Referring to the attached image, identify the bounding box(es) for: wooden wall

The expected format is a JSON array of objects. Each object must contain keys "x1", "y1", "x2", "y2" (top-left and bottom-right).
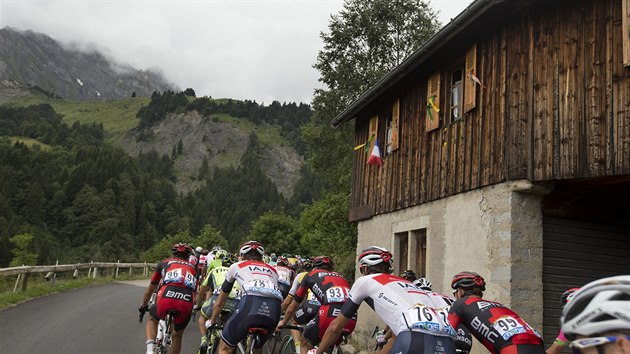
[{"x1": 350, "y1": 0, "x2": 630, "y2": 221}]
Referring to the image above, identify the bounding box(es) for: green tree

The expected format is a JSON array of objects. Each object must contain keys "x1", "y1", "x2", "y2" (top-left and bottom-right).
[
  {"x1": 9, "y1": 233, "x2": 38, "y2": 266},
  {"x1": 248, "y1": 212, "x2": 302, "y2": 255},
  {"x1": 195, "y1": 224, "x2": 229, "y2": 251},
  {"x1": 306, "y1": 0, "x2": 441, "y2": 193},
  {"x1": 299, "y1": 192, "x2": 357, "y2": 280}
]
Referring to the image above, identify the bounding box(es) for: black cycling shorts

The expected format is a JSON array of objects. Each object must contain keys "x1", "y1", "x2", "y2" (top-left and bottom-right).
[
  {"x1": 293, "y1": 301, "x2": 319, "y2": 325},
  {"x1": 201, "y1": 293, "x2": 240, "y2": 320},
  {"x1": 390, "y1": 331, "x2": 456, "y2": 354},
  {"x1": 220, "y1": 295, "x2": 281, "y2": 348}
]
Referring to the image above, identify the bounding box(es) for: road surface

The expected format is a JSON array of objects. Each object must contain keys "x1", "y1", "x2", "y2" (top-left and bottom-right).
[{"x1": 0, "y1": 280, "x2": 200, "y2": 354}]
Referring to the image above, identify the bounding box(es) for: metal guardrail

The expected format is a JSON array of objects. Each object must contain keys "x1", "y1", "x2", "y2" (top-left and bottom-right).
[{"x1": 0, "y1": 261, "x2": 152, "y2": 293}]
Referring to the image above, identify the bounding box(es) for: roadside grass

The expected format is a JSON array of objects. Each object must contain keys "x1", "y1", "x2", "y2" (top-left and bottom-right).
[{"x1": 0, "y1": 274, "x2": 148, "y2": 311}]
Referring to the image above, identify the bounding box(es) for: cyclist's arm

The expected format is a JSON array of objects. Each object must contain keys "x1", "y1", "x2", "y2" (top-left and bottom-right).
[
  {"x1": 141, "y1": 282, "x2": 158, "y2": 308},
  {"x1": 315, "y1": 314, "x2": 350, "y2": 354},
  {"x1": 281, "y1": 294, "x2": 293, "y2": 312},
  {"x1": 278, "y1": 296, "x2": 301, "y2": 327},
  {"x1": 210, "y1": 290, "x2": 229, "y2": 325}
]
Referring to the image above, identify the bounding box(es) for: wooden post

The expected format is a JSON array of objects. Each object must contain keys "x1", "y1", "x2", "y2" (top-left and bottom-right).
[
  {"x1": 129, "y1": 267, "x2": 133, "y2": 277},
  {"x1": 21, "y1": 273, "x2": 29, "y2": 291},
  {"x1": 73, "y1": 269, "x2": 79, "y2": 279},
  {"x1": 115, "y1": 260, "x2": 120, "y2": 278},
  {"x1": 623, "y1": 0, "x2": 630, "y2": 67},
  {"x1": 13, "y1": 273, "x2": 21, "y2": 294}
]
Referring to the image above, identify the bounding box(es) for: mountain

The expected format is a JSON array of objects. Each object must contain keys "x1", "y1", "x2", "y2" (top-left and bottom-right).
[{"x1": 0, "y1": 27, "x2": 176, "y2": 101}]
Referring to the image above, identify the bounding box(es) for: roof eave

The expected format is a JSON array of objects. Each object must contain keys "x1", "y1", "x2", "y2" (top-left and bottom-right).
[{"x1": 329, "y1": 0, "x2": 503, "y2": 128}]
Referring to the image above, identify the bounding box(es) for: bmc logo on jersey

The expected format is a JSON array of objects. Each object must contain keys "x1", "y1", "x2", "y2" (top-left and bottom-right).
[
  {"x1": 476, "y1": 301, "x2": 500, "y2": 310},
  {"x1": 165, "y1": 290, "x2": 192, "y2": 302},
  {"x1": 471, "y1": 316, "x2": 498, "y2": 343}
]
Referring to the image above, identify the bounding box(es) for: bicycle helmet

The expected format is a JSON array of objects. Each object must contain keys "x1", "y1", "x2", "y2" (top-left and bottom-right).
[
  {"x1": 276, "y1": 256, "x2": 290, "y2": 267},
  {"x1": 400, "y1": 270, "x2": 417, "y2": 281},
  {"x1": 222, "y1": 253, "x2": 237, "y2": 267},
  {"x1": 414, "y1": 277, "x2": 433, "y2": 291},
  {"x1": 239, "y1": 240, "x2": 265, "y2": 257},
  {"x1": 561, "y1": 275, "x2": 630, "y2": 340},
  {"x1": 215, "y1": 249, "x2": 228, "y2": 259},
  {"x1": 451, "y1": 271, "x2": 486, "y2": 291},
  {"x1": 195, "y1": 246, "x2": 203, "y2": 253},
  {"x1": 358, "y1": 246, "x2": 393, "y2": 274},
  {"x1": 172, "y1": 243, "x2": 193, "y2": 257},
  {"x1": 202, "y1": 249, "x2": 209, "y2": 255},
  {"x1": 312, "y1": 256, "x2": 334, "y2": 270},
  {"x1": 300, "y1": 258, "x2": 313, "y2": 272},
  {"x1": 560, "y1": 287, "x2": 580, "y2": 305}
]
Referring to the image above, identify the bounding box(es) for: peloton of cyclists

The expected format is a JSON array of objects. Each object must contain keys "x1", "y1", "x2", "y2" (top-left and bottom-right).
[{"x1": 278, "y1": 255, "x2": 355, "y2": 354}]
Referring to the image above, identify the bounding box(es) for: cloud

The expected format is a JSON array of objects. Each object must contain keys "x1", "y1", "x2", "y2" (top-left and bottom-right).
[{"x1": 0, "y1": 0, "x2": 468, "y2": 104}]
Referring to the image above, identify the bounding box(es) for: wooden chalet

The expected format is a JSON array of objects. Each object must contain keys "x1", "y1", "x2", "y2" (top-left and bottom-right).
[{"x1": 332, "y1": 0, "x2": 630, "y2": 348}]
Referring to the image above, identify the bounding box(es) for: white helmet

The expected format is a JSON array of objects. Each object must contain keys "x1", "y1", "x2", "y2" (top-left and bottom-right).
[
  {"x1": 239, "y1": 240, "x2": 265, "y2": 257},
  {"x1": 195, "y1": 246, "x2": 203, "y2": 253},
  {"x1": 414, "y1": 277, "x2": 433, "y2": 291},
  {"x1": 358, "y1": 246, "x2": 393, "y2": 274},
  {"x1": 561, "y1": 275, "x2": 630, "y2": 340}
]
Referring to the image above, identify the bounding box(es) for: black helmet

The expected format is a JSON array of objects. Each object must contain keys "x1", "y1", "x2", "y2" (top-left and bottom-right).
[
  {"x1": 451, "y1": 271, "x2": 486, "y2": 291},
  {"x1": 400, "y1": 270, "x2": 417, "y2": 281},
  {"x1": 172, "y1": 243, "x2": 193, "y2": 258}
]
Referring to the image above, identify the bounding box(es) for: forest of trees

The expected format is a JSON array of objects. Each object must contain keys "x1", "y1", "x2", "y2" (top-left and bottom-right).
[{"x1": 1, "y1": 0, "x2": 441, "y2": 281}]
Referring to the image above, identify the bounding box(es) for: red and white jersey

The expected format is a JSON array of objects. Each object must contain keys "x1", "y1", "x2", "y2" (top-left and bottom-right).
[
  {"x1": 274, "y1": 265, "x2": 294, "y2": 286},
  {"x1": 221, "y1": 260, "x2": 282, "y2": 300},
  {"x1": 198, "y1": 254, "x2": 208, "y2": 266},
  {"x1": 341, "y1": 273, "x2": 456, "y2": 338}
]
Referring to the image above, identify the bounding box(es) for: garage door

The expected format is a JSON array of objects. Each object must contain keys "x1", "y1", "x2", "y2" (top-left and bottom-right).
[{"x1": 542, "y1": 216, "x2": 630, "y2": 346}]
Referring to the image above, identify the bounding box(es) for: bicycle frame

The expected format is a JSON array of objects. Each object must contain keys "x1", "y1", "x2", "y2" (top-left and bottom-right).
[{"x1": 155, "y1": 312, "x2": 174, "y2": 354}]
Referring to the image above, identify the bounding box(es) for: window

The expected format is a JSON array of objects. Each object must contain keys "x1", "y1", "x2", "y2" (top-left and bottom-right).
[
  {"x1": 394, "y1": 228, "x2": 427, "y2": 276},
  {"x1": 385, "y1": 114, "x2": 393, "y2": 155},
  {"x1": 449, "y1": 66, "x2": 464, "y2": 123}
]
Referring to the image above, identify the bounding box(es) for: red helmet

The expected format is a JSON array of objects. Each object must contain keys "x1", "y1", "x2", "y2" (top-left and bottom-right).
[
  {"x1": 451, "y1": 271, "x2": 486, "y2": 290},
  {"x1": 239, "y1": 240, "x2": 265, "y2": 257},
  {"x1": 358, "y1": 246, "x2": 393, "y2": 274},
  {"x1": 172, "y1": 243, "x2": 192, "y2": 257},
  {"x1": 312, "y1": 256, "x2": 334, "y2": 270},
  {"x1": 276, "y1": 256, "x2": 289, "y2": 267}
]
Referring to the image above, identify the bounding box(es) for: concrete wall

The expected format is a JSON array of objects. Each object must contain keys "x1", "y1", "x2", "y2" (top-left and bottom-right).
[{"x1": 349, "y1": 180, "x2": 548, "y2": 352}]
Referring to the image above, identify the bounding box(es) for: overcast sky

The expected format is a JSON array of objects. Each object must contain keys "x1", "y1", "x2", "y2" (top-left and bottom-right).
[{"x1": 0, "y1": 0, "x2": 473, "y2": 104}]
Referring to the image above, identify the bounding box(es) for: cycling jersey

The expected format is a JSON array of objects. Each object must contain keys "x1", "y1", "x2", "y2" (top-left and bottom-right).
[
  {"x1": 294, "y1": 269, "x2": 351, "y2": 305},
  {"x1": 202, "y1": 266, "x2": 242, "y2": 298},
  {"x1": 274, "y1": 264, "x2": 295, "y2": 298},
  {"x1": 206, "y1": 258, "x2": 223, "y2": 273},
  {"x1": 221, "y1": 260, "x2": 283, "y2": 300},
  {"x1": 448, "y1": 296, "x2": 543, "y2": 354},
  {"x1": 423, "y1": 290, "x2": 473, "y2": 352},
  {"x1": 198, "y1": 254, "x2": 208, "y2": 267},
  {"x1": 149, "y1": 257, "x2": 197, "y2": 331},
  {"x1": 289, "y1": 271, "x2": 321, "y2": 325},
  {"x1": 340, "y1": 273, "x2": 456, "y2": 338}
]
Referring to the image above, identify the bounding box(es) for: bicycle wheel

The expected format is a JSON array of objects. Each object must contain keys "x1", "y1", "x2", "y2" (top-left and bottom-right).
[
  {"x1": 279, "y1": 335, "x2": 296, "y2": 354},
  {"x1": 209, "y1": 335, "x2": 220, "y2": 354}
]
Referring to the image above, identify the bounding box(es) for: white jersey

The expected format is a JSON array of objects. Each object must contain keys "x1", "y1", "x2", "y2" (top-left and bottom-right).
[
  {"x1": 274, "y1": 265, "x2": 294, "y2": 286},
  {"x1": 343, "y1": 273, "x2": 456, "y2": 338},
  {"x1": 223, "y1": 260, "x2": 282, "y2": 300}
]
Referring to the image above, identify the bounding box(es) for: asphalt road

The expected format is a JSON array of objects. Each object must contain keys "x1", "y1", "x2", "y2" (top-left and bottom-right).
[{"x1": 0, "y1": 280, "x2": 200, "y2": 354}]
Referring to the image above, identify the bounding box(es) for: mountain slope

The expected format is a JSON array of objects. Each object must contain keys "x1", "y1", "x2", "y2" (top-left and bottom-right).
[{"x1": 0, "y1": 27, "x2": 175, "y2": 101}]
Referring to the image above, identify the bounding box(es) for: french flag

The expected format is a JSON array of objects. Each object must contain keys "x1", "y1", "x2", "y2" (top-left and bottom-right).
[{"x1": 367, "y1": 138, "x2": 383, "y2": 167}]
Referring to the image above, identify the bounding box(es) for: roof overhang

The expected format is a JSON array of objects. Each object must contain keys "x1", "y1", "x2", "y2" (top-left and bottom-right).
[{"x1": 330, "y1": 0, "x2": 508, "y2": 128}]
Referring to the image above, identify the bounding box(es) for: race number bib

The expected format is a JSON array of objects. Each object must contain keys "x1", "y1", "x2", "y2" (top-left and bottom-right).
[
  {"x1": 403, "y1": 304, "x2": 455, "y2": 337},
  {"x1": 307, "y1": 291, "x2": 321, "y2": 305},
  {"x1": 244, "y1": 279, "x2": 282, "y2": 299},
  {"x1": 493, "y1": 316, "x2": 526, "y2": 340},
  {"x1": 326, "y1": 286, "x2": 349, "y2": 303},
  {"x1": 164, "y1": 268, "x2": 196, "y2": 289},
  {"x1": 278, "y1": 272, "x2": 291, "y2": 286}
]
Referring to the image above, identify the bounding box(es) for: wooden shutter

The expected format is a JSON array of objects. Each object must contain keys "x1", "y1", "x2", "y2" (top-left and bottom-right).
[
  {"x1": 367, "y1": 115, "x2": 379, "y2": 152},
  {"x1": 391, "y1": 99, "x2": 400, "y2": 151},
  {"x1": 425, "y1": 72, "x2": 441, "y2": 132},
  {"x1": 464, "y1": 43, "x2": 477, "y2": 113},
  {"x1": 624, "y1": 0, "x2": 630, "y2": 67}
]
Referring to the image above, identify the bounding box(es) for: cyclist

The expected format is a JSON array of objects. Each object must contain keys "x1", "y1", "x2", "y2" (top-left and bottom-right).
[
  {"x1": 281, "y1": 257, "x2": 319, "y2": 354},
  {"x1": 414, "y1": 277, "x2": 473, "y2": 353},
  {"x1": 269, "y1": 253, "x2": 277, "y2": 266},
  {"x1": 195, "y1": 253, "x2": 240, "y2": 354},
  {"x1": 274, "y1": 255, "x2": 295, "y2": 299},
  {"x1": 560, "y1": 275, "x2": 630, "y2": 354},
  {"x1": 317, "y1": 246, "x2": 456, "y2": 354},
  {"x1": 210, "y1": 240, "x2": 282, "y2": 354},
  {"x1": 138, "y1": 243, "x2": 197, "y2": 354},
  {"x1": 374, "y1": 270, "x2": 419, "y2": 349},
  {"x1": 278, "y1": 256, "x2": 355, "y2": 354},
  {"x1": 546, "y1": 287, "x2": 580, "y2": 354},
  {"x1": 448, "y1": 271, "x2": 544, "y2": 354},
  {"x1": 207, "y1": 249, "x2": 227, "y2": 273}
]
